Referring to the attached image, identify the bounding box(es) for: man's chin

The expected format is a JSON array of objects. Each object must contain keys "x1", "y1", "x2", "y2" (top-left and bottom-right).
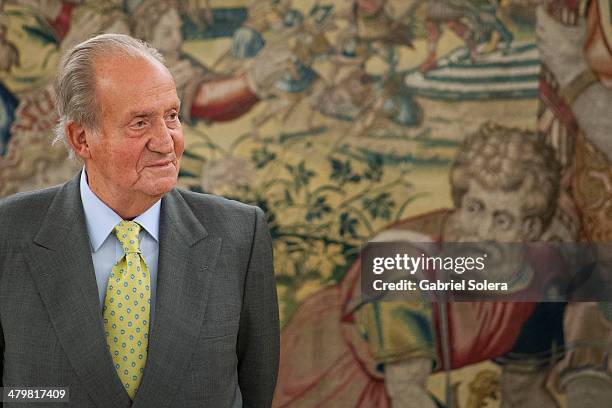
[{"x1": 142, "y1": 176, "x2": 177, "y2": 197}]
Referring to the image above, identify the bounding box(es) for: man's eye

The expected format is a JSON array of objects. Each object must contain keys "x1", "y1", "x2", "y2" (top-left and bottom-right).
[
  {"x1": 166, "y1": 112, "x2": 180, "y2": 127},
  {"x1": 131, "y1": 120, "x2": 147, "y2": 128},
  {"x1": 494, "y1": 214, "x2": 513, "y2": 230},
  {"x1": 466, "y1": 201, "x2": 482, "y2": 213}
]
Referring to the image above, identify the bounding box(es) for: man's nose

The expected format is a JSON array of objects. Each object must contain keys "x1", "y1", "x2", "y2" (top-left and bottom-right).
[
  {"x1": 477, "y1": 217, "x2": 496, "y2": 241},
  {"x1": 148, "y1": 119, "x2": 174, "y2": 153}
]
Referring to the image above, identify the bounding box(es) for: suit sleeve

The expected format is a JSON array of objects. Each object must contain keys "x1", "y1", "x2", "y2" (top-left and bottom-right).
[
  {"x1": 237, "y1": 206, "x2": 280, "y2": 407},
  {"x1": 0, "y1": 231, "x2": 4, "y2": 406},
  {"x1": 0, "y1": 322, "x2": 3, "y2": 408},
  {"x1": 0, "y1": 210, "x2": 4, "y2": 393},
  {"x1": 0, "y1": 320, "x2": 3, "y2": 388}
]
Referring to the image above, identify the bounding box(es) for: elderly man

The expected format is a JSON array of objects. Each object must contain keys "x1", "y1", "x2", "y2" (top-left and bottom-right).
[{"x1": 0, "y1": 33, "x2": 279, "y2": 408}]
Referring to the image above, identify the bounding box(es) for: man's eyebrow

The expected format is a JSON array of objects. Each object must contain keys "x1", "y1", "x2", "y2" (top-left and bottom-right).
[
  {"x1": 493, "y1": 210, "x2": 514, "y2": 219},
  {"x1": 171, "y1": 101, "x2": 181, "y2": 113},
  {"x1": 128, "y1": 110, "x2": 155, "y2": 119},
  {"x1": 127, "y1": 101, "x2": 181, "y2": 119}
]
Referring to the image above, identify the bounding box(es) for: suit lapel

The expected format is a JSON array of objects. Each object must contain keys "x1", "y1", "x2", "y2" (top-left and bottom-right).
[
  {"x1": 23, "y1": 173, "x2": 131, "y2": 408},
  {"x1": 132, "y1": 189, "x2": 221, "y2": 408}
]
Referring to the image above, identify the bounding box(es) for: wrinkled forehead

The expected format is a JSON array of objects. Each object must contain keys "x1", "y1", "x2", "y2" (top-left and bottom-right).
[
  {"x1": 92, "y1": 50, "x2": 171, "y2": 83},
  {"x1": 463, "y1": 179, "x2": 528, "y2": 214},
  {"x1": 92, "y1": 53, "x2": 178, "y2": 113}
]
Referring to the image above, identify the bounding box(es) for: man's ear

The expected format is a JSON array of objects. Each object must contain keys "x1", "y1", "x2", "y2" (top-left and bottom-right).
[
  {"x1": 65, "y1": 121, "x2": 92, "y2": 160},
  {"x1": 522, "y1": 217, "x2": 544, "y2": 240}
]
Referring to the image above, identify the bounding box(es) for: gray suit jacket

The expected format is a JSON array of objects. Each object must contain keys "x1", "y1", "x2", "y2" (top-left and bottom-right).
[{"x1": 0, "y1": 173, "x2": 279, "y2": 407}]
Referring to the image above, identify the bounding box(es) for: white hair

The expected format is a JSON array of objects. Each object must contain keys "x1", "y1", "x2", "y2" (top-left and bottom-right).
[{"x1": 53, "y1": 33, "x2": 166, "y2": 159}]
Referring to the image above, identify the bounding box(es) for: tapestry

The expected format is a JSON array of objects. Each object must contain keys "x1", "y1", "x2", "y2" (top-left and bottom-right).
[{"x1": 1, "y1": 1, "x2": 611, "y2": 407}]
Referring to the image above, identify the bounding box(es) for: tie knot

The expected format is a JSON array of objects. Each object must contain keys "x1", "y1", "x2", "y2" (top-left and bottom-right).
[{"x1": 114, "y1": 221, "x2": 142, "y2": 254}]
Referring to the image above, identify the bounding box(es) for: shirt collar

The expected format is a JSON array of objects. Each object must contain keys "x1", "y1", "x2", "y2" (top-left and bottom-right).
[
  {"x1": 79, "y1": 168, "x2": 160, "y2": 252},
  {"x1": 134, "y1": 198, "x2": 160, "y2": 243}
]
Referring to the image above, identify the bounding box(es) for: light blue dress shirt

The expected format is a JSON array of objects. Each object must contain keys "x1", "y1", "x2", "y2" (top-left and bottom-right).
[{"x1": 79, "y1": 169, "x2": 159, "y2": 323}]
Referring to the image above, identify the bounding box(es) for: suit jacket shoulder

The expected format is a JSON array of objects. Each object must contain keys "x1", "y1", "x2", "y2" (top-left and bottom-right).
[
  {"x1": 174, "y1": 188, "x2": 264, "y2": 243},
  {"x1": 0, "y1": 184, "x2": 62, "y2": 244}
]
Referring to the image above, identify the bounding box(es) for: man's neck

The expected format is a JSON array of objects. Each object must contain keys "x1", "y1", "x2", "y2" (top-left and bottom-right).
[{"x1": 84, "y1": 171, "x2": 162, "y2": 220}]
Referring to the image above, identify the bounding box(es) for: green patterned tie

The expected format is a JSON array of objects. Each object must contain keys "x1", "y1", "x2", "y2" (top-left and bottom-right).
[{"x1": 102, "y1": 220, "x2": 151, "y2": 399}]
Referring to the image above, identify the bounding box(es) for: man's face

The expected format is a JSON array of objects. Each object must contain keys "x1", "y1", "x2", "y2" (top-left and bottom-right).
[
  {"x1": 85, "y1": 54, "x2": 184, "y2": 202},
  {"x1": 443, "y1": 178, "x2": 546, "y2": 282},
  {"x1": 150, "y1": 8, "x2": 183, "y2": 55},
  {"x1": 445, "y1": 179, "x2": 542, "y2": 242}
]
